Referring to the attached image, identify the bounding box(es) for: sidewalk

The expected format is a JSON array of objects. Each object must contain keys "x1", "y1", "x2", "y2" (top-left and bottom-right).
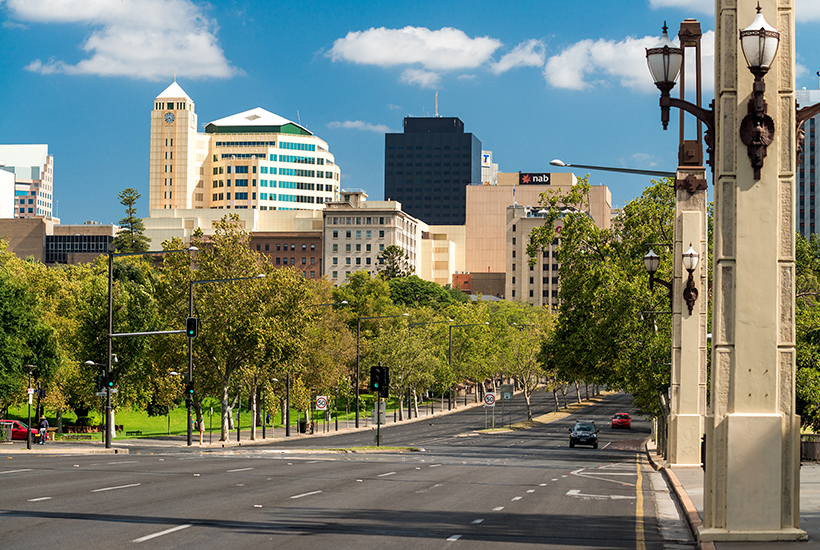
[{"x1": 646, "y1": 441, "x2": 820, "y2": 549}]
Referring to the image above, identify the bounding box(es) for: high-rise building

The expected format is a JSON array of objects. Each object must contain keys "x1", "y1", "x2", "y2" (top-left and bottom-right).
[
  {"x1": 797, "y1": 89, "x2": 820, "y2": 237},
  {"x1": 384, "y1": 117, "x2": 482, "y2": 225},
  {"x1": 0, "y1": 144, "x2": 54, "y2": 219},
  {"x1": 149, "y1": 82, "x2": 340, "y2": 214}
]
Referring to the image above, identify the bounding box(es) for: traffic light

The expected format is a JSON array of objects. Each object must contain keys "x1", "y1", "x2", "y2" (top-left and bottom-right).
[
  {"x1": 369, "y1": 366, "x2": 389, "y2": 398},
  {"x1": 186, "y1": 317, "x2": 198, "y2": 338},
  {"x1": 95, "y1": 375, "x2": 104, "y2": 392},
  {"x1": 186, "y1": 381, "x2": 194, "y2": 396}
]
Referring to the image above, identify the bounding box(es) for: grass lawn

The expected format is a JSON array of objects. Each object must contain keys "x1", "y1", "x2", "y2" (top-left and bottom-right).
[{"x1": 3, "y1": 393, "x2": 447, "y2": 440}]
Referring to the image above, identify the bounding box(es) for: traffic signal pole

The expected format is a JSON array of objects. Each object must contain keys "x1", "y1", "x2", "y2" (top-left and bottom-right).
[{"x1": 188, "y1": 281, "x2": 194, "y2": 447}]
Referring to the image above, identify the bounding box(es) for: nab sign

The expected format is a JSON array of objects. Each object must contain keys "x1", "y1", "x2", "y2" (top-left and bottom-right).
[{"x1": 519, "y1": 173, "x2": 551, "y2": 185}]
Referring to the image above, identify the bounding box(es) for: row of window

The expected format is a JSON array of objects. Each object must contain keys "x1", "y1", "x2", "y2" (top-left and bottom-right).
[
  {"x1": 280, "y1": 142, "x2": 315, "y2": 151},
  {"x1": 510, "y1": 289, "x2": 559, "y2": 299},
  {"x1": 332, "y1": 256, "x2": 382, "y2": 266},
  {"x1": 511, "y1": 276, "x2": 560, "y2": 285},
  {"x1": 256, "y1": 243, "x2": 316, "y2": 252},
  {"x1": 332, "y1": 243, "x2": 382, "y2": 253},
  {"x1": 156, "y1": 102, "x2": 188, "y2": 110},
  {"x1": 332, "y1": 230, "x2": 386, "y2": 239},
  {"x1": 327, "y1": 216, "x2": 391, "y2": 225},
  {"x1": 215, "y1": 141, "x2": 276, "y2": 147}
]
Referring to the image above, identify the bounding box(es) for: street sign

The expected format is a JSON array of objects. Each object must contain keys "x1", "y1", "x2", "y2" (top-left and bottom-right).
[
  {"x1": 27, "y1": 388, "x2": 35, "y2": 394},
  {"x1": 95, "y1": 392, "x2": 107, "y2": 396},
  {"x1": 109, "y1": 389, "x2": 118, "y2": 394},
  {"x1": 500, "y1": 384, "x2": 514, "y2": 401},
  {"x1": 484, "y1": 392, "x2": 496, "y2": 407},
  {"x1": 316, "y1": 396, "x2": 328, "y2": 411}
]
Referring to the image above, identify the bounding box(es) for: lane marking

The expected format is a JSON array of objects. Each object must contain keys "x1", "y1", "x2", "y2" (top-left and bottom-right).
[
  {"x1": 511, "y1": 496, "x2": 522, "y2": 501},
  {"x1": 28, "y1": 497, "x2": 51, "y2": 502},
  {"x1": 378, "y1": 472, "x2": 396, "y2": 477},
  {"x1": 539, "y1": 483, "x2": 547, "y2": 486},
  {"x1": 493, "y1": 506, "x2": 504, "y2": 511},
  {"x1": 227, "y1": 468, "x2": 254, "y2": 473},
  {"x1": 92, "y1": 483, "x2": 141, "y2": 493},
  {"x1": 107, "y1": 461, "x2": 138, "y2": 464},
  {"x1": 430, "y1": 464, "x2": 441, "y2": 468},
  {"x1": 526, "y1": 490, "x2": 535, "y2": 493},
  {"x1": 290, "y1": 490, "x2": 322, "y2": 499},
  {"x1": 132, "y1": 524, "x2": 192, "y2": 543},
  {"x1": 0, "y1": 469, "x2": 32, "y2": 475},
  {"x1": 471, "y1": 519, "x2": 484, "y2": 524},
  {"x1": 636, "y1": 456, "x2": 645, "y2": 550},
  {"x1": 446, "y1": 535, "x2": 461, "y2": 541},
  {"x1": 565, "y1": 489, "x2": 636, "y2": 500}
]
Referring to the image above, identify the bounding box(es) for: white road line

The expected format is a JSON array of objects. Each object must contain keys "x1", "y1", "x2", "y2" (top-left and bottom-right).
[
  {"x1": 290, "y1": 490, "x2": 322, "y2": 499},
  {"x1": 492, "y1": 507, "x2": 504, "y2": 511},
  {"x1": 526, "y1": 489, "x2": 535, "y2": 493},
  {"x1": 430, "y1": 464, "x2": 441, "y2": 467},
  {"x1": 92, "y1": 483, "x2": 141, "y2": 493},
  {"x1": 107, "y1": 461, "x2": 138, "y2": 464},
  {"x1": 511, "y1": 496, "x2": 522, "y2": 501},
  {"x1": 0, "y1": 469, "x2": 32, "y2": 475},
  {"x1": 471, "y1": 519, "x2": 484, "y2": 524},
  {"x1": 539, "y1": 483, "x2": 547, "y2": 486},
  {"x1": 378, "y1": 471, "x2": 396, "y2": 477},
  {"x1": 28, "y1": 497, "x2": 51, "y2": 502},
  {"x1": 446, "y1": 535, "x2": 462, "y2": 541},
  {"x1": 565, "y1": 489, "x2": 636, "y2": 500},
  {"x1": 132, "y1": 524, "x2": 192, "y2": 543},
  {"x1": 602, "y1": 442, "x2": 612, "y2": 449},
  {"x1": 227, "y1": 468, "x2": 254, "y2": 473}
]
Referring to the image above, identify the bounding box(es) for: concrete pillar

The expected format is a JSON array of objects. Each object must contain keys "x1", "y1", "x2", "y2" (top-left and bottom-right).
[
  {"x1": 667, "y1": 168, "x2": 708, "y2": 466},
  {"x1": 701, "y1": 0, "x2": 805, "y2": 541}
]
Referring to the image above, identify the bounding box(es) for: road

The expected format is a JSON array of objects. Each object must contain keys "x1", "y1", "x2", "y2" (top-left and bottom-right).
[{"x1": 0, "y1": 392, "x2": 693, "y2": 549}]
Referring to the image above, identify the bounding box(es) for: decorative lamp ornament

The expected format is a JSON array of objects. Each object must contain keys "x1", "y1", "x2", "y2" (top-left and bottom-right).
[
  {"x1": 643, "y1": 249, "x2": 660, "y2": 275},
  {"x1": 682, "y1": 244, "x2": 699, "y2": 272},
  {"x1": 646, "y1": 23, "x2": 684, "y2": 86},
  {"x1": 739, "y1": 3, "x2": 780, "y2": 74}
]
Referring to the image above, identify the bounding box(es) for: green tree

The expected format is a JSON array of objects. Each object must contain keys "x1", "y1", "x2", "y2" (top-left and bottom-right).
[
  {"x1": 389, "y1": 275, "x2": 458, "y2": 309},
  {"x1": 111, "y1": 188, "x2": 150, "y2": 253},
  {"x1": 377, "y1": 245, "x2": 413, "y2": 280}
]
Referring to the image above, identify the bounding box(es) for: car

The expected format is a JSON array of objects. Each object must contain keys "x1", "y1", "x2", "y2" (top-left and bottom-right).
[
  {"x1": 611, "y1": 413, "x2": 632, "y2": 429},
  {"x1": 569, "y1": 421, "x2": 598, "y2": 448},
  {"x1": 0, "y1": 420, "x2": 38, "y2": 441}
]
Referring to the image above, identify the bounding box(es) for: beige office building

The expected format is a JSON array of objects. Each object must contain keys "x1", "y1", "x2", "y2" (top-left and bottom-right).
[{"x1": 149, "y1": 82, "x2": 340, "y2": 215}]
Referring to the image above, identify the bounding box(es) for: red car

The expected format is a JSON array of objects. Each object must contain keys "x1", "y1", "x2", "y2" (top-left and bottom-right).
[
  {"x1": 0, "y1": 420, "x2": 40, "y2": 441},
  {"x1": 611, "y1": 413, "x2": 632, "y2": 429}
]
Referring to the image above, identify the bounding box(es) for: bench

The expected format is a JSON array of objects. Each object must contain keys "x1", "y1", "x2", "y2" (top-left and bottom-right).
[
  {"x1": 62, "y1": 434, "x2": 93, "y2": 440},
  {"x1": 125, "y1": 430, "x2": 142, "y2": 436}
]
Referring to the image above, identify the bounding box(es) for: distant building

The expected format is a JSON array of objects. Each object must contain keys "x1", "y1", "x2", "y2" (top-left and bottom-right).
[
  {"x1": 148, "y1": 81, "x2": 340, "y2": 215},
  {"x1": 249, "y1": 231, "x2": 322, "y2": 280},
  {"x1": 322, "y1": 190, "x2": 427, "y2": 285},
  {"x1": 0, "y1": 219, "x2": 116, "y2": 264},
  {"x1": 384, "y1": 117, "x2": 482, "y2": 225},
  {"x1": 0, "y1": 144, "x2": 55, "y2": 219},
  {"x1": 481, "y1": 150, "x2": 499, "y2": 186},
  {"x1": 797, "y1": 89, "x2": 820, "y2": 237},
  {"x1": 506, "y1": 205, "x2": 562, "y2": 307}
]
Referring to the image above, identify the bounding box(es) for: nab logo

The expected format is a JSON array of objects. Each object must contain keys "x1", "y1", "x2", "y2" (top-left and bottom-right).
[{"x1": 521, "y1": 174, "x2": 532, "y2": 184}]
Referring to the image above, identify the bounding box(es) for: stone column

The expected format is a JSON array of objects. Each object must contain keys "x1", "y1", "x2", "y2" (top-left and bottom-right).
[
  {"x1": 667, "y1": 169, "x2": 708, "y2": 466},
  {"x1": 701, "y1": 0, "x2": 805, "y2": 541}
]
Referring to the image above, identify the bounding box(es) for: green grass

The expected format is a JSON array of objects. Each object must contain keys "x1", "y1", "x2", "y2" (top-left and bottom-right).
[{"x1": 3, "y1": 393, "x2": 444, "y2": 440}]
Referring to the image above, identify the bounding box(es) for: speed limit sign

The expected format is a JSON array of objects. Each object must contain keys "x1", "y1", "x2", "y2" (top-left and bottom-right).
[
  {"x1": 484, "y1": 392, "x2": 496, "y2": 407},
  {"x1": 316, "y1": 396, "x2": 328, "y2": 411}
]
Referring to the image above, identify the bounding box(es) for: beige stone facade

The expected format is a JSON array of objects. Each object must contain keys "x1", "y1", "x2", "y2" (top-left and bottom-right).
[
  {"x1": 505, "y1": 205, "x2": 561, "y2": 307},
  {"x1": 419, "y1": 225, "x2": 466, "y2": 286}
]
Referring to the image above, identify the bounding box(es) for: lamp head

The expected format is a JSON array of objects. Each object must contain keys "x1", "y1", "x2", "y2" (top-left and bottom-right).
[
  {"x1": 646, "y1": 22, "x2": 684, "y2": 88},
  {"x1": 549, "y1": 159, "x2": 567, "y2": 167},
  {"x1": 682, "y1": 243, "x2": 699, "y2": 272},
  {"x1": 739, "y1": 3, "x2": 780, "y2": 75},
  {"x1": 643, "y1": 249, "x2": 660, "y2": 275}
]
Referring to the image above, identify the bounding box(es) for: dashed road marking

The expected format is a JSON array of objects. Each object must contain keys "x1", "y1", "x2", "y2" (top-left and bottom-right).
[
  {"x1": 290, "y1": 490, "x2": 322, "y2": 499},
  {"x1": 511, "y1": 496, "x2": 522, "y2": 501},
  {"x1": 378, "y1": 471, "x2": 397, "y2": 477},
  {"x1": 471, "y1": 519, "x2": 484, "y2": 524},
  {"x1": 446, "y1": 534, "x2": 462, "y2": 541},
  {"x1": 132, "y1": 524, "x2": 191, "y2": 543},
  {"x1": 0, "y1": 469, "x2": 32, "y2": 475},
  {"x1": 227, "y1": 468, "x2": 253, "y2": 473},
  {"x1": 92, "y1": 483, "x2": 140, "y2": 493},
  {"x1": 28, "y1": 497, "x2": 51, "y2": 502},
  {"x1": 493, "y1": 506, "x2": 504, "y2": 511}
]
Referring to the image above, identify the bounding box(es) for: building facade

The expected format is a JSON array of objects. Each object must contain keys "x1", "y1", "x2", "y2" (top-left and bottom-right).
[
  {"x1": 797, "y1": 89, "x2": 820, "y2": 237},
  {"x1": 384, "y1": 117, "x2": 482, "y2": 225},
  {"x1": 149, "y1": 82, "x2": 340, "y2": 215},
  {"x1": 0, "y1": 218, "x2": 116, "y2": 264},
  {"x1": 505, "y1": 205, "x2": 562, "y2": 307},
  {"x1": 0, "y1": 144, "x2": 54, "y2": 219},
  {"x1": 322, "y1": 190, "x2": 426, "y2": 285},
  {"x1": 249, "y1": 231, "x2": 322, "y2": 280}
]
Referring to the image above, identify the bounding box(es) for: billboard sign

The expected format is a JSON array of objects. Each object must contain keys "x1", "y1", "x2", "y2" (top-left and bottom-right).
[{"x1": 519, "y1": 173, "x2": 551, "y2": 185}]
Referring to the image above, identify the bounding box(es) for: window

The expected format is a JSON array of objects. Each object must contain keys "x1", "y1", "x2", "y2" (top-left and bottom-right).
[
  {"x1": 512, "y1": 250, "x2": 516, "y2": 258},
  {"x1": 256, "y1": 244, "x2": 261, "y2": 251},
  {"x1": 346, "y1": 230, "x2": 352, "y2": 238},
  {"x1": 332, "y1": 244, "x2": 338, "y2": 252},
  {"x1": 356, "y1": 244, "x2": 361, "y2": 252},
  {"x1": 310, "y1": 271, "x2": 315, "y2": 278},
  {"x1": 512, "y1": 264, "x2": 516, "y2": 271},
  {"x1": 310, "y1": 244, "x2": 315, "y2": 251},
  {"x1": 332, "y1": 271, "x2": 338, "y2": 278},
  {"x1": 366, "y1": 244, "x2": 371, "y2": 252},
  {"x1": 302, "y1": 258, "x2": 307, "y2": 265},
  {"x1": 366, "y1": 257, "x2": 371, "y2": 265},
  {"x1": 356, "y1": 230, "x2": 361, "y2": 238},
  {"x1": 512, "y1": 224, "x2": 516, "y2": 232},
  {"x1": 277, "y1": 244, "x2": 281, "y2": 251},
  {"x1": 379, "y1": 230, "x2": 385, "y2": 238},
  {"x1": 333, "y1": 258, "x2": 338, "y2": 265},
  {"x1": 302, "y1": 244, "x2": 307, "y2": 251},
  {"x1": 529, "y1": 277, "x2": 534, "y2": 284},
  {"x1": 346, "y1": 258, "x2": 351, "y2": 265},
  {"x1": 512, "y1": 237, "x2": 516, "y2": 245},
  {"x1": 283, "y1": 258, "x2": 288, "y2": 265},
  {"x1": 512, "y1": 277, "x2": 516, "y2": 284},
  {"x1": 366, "y1": 230, "x2": 372, "y2": 238},
  {"x1": 346, "y1": 244, "x2": 351, "y2": 252},
  {"x1": 332, "y1": 231, "x2": 338, "y2": 238},
  {"x1": 276, "y1": 258, "x2": 281, "y2": 265},
  {"x1": 356, "y1": 258, "x2": 362, "y2": 265},
  {"x1": 265, "y1": 244, "x2": 269, "y2": 251},
  {"x1": 529, "y1": 290, "x2": 534, "y2": 298},
  {"x1": 310, "y1": 258, "x2": 315, "y2": 265}
]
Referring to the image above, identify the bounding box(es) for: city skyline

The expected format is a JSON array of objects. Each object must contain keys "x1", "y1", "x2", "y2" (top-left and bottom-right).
[{"x1": 3, "y1": 0, "x2": 820, "y2": 226}]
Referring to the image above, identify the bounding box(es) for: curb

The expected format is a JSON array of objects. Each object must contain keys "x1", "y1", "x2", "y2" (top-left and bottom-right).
[{"x1": 644, "y1": 440, "x2": 715, "y2": 550}]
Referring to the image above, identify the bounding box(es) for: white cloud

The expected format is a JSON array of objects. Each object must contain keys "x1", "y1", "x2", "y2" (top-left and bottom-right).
[
  {"x1": 544, "y1": 30, "x2": 714, "y2": 94},
  {"x1": 629, "y1": 152, "x2": 660, "y2": 168},
  {"x1": 328, "y1": 26, "x2": 501, "y2": 71},
  {"x1": 2, "y1": 20, "x2": 27, "y2": 29},
  {"x1": 797, "y1": 0, "x2": 820, "y2": 22},
  {"x1": 648, "y1": 0, "x2": 713, "y2": 14},
  {"x1": 491, "y1": 39, "x2": 546, "y2": 74},
  {"x1": 401, "y1": 68, "x2": 441, "y2": 88},
  {"x1": 327, "y1": 120, "x2": 392, "y2": 133},
  {"x1": 5, "y1": 0, "x2": 237, "y2": 80}
]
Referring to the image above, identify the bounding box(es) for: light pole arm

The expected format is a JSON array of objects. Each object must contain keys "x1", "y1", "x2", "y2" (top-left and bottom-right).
[{"x1": 665, "y1": 96, "x2": 715, "y2": 133}]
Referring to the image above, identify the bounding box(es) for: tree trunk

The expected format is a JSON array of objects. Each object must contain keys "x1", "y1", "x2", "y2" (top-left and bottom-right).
[
  {"x1": 560, "y1": 385, "x2": 568, "y2": 408},
  {"x1": 279, "y1": 397, "x2": 286, "y2": 430},
  {"x1": 553, "y1": 388, "x2": 560, "y2": 410},
  {"x1": 256, "y1": 386, "x2": 264, "y2": 427},
  {"x1": 249, "y1": 383, "x2": 257, "y2": 441},
  {"x1": 575, "y1": 381, "x2": 582, "y2": 403},
  {"x1": 413, "y1": 388, "x2": 419, "y2": 417},
  {"x1": 56, "y1": 411, "x2": 63, "y2": 432},
  {"x1": 221, "y1": 381, "x2": 236, "y2": 441},
  {"x1": 194, "y1": 398, "x2": 204, "y2": 429},
  {"x1": 524, "y1": 388, "x2": 532, "y2": 420},
  {"x1": 398, "y1": 393, "x2": 404, "y2": 421},
  {"x1": 167, "y1": 405, "x2": 171, "y2": 435}
]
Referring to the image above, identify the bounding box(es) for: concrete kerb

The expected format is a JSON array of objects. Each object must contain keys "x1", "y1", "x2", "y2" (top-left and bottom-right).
[{"x1": 644, "y1": 439, "x2": 716, "y2": 550}]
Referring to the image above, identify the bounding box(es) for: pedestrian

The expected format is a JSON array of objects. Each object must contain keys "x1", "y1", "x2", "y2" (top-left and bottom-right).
[{"x1": 38, "y1": 416, "x2": 48, "y2": 445}]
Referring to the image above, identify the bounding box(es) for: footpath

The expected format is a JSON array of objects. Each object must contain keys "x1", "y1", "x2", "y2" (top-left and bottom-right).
[{"x1": 646, "y1": 440, "x2": 820, "y2": 549}]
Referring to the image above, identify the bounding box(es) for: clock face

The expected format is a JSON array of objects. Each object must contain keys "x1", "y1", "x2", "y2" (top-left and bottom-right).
[{"x1": 164, "y1": 112, "x2": 175, "y2": 124}]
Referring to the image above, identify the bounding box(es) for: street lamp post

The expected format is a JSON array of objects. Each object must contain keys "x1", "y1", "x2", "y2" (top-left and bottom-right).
[
  {"x1": 188, "y1": 273, "x2": 265, "y2": 446},
  {"x1": 25, "y1": 365, "x2": 35, "y2": 450},
  {"x1": 356, "y1": 313, "x2": 409, "y2": 428},
  {"x1": 448, "y1": 323, "x2": 489, "y2": 411},
  {"x1": 549, "y1": 159, "x2": 676, "y2": 178}
]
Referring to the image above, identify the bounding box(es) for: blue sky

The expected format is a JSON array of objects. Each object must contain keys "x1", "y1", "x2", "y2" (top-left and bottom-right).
[{"x1": 2, "y1": 0, "x2": 820, "y2": 225}]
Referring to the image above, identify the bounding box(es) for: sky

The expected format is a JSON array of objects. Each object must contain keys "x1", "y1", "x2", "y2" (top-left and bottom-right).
[{"x1": 3, "y1": 0, "x2": 820, "y2": 226}]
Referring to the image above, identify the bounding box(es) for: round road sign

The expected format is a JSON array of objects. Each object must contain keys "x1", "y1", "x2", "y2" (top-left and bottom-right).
[
  {"x1": 484, "y1": 392, "x2": 496, "y2": 407},
  {"x1": 316, "y1": 396, "x2": 328, "y2": 411}
]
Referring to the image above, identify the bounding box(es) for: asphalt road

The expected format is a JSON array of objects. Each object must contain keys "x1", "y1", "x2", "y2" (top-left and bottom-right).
[{"x1": 0, "y1": 392, "x2": 693, "y2": 549}]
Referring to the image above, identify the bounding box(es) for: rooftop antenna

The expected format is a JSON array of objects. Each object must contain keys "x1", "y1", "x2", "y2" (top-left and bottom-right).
[
  {"x1": 297, "y1": 110, "x2": 301, "y2": 123},
  {"x1": 435, "y1": 92, "x2": 439, "y2": 117}
]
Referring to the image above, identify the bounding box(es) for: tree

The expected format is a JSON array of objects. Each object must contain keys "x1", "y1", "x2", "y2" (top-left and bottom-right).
[
  {"x1": 389, "y1": 275, "x2": 458, "y2": 309},
  {"x1": 377, "y1": 245, "x2": 413, "y2": 279},
  {"x1": 111, "y1": 188, "x2": 150, "y2": 253}
]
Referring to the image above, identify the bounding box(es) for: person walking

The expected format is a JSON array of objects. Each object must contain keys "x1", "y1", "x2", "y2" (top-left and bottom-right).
[{"x1": 38, "y1": 416, "x2": 48, "y2": 445}]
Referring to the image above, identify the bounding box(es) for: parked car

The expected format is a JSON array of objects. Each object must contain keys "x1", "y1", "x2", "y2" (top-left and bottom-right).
[
  {"x1": 611, "y1": 413, "x2": 632, "y2": 429},
  {"x1": 569, "y1": 421, "x2": 598, "y2": 448},
  {"x1": 0, "y1": 420, "x2": 39, "y2": 441}
]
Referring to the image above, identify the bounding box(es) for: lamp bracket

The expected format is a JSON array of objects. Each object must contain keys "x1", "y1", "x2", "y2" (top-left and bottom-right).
[
  {"x1": 739, "y1": 93, "x2": 774, "y2": 180},
  {"x1": 683, "y1": 270, "x2": 698, "y2": 315},
  {"x1": 796, "y1": 101, "x2": 820, "y2": 161}
]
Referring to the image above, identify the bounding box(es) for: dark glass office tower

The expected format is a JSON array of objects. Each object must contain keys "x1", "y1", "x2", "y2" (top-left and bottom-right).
[{"x1": 384, "y1": 117, "x2": 482, "y2": 225}]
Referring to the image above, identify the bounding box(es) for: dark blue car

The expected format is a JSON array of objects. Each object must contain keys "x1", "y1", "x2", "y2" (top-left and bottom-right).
[{"x1": 569, "y1": 421, "x2": 598, "y2": 449}]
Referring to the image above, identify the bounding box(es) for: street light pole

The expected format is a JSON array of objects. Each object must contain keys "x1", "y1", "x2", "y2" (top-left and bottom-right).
[
  {"x1": 25, "y1": 365, "x2": 34, "y2": 450},
  {"x1": 356, "y1": 313, "x2": 409, "y2": 428},
  {"x1": 549, "y1": 159, "x2": 676, "y2": 178}
]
